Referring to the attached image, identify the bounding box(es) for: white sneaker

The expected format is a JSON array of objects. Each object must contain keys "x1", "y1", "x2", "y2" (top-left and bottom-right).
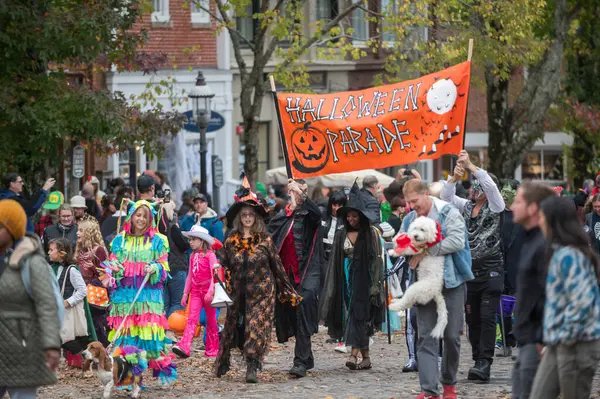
[{"x1": 335, "y1": 342, "x2": 348, "y2": 353}]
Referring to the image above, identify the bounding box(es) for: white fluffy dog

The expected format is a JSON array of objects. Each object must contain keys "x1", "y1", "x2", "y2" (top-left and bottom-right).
[{"x1": 388, "y1": 216, "x2": 447, "y2": 339}]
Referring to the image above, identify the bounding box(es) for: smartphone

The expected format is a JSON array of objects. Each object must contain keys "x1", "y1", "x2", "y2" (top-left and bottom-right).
[{"x1": 164, "y1": 189, "x2": 171, "y2": 203}]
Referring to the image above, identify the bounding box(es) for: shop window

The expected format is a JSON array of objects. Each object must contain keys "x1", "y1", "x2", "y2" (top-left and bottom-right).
[
  {"x1": 521, "y1": 150, "x2": 564, "y2": 181},
  {"x1": 543, "y1": 151, "x2": 564, "y2": 181},
  {"x1": 522, "y1": 151, "x2": 542, "y2": 180}
]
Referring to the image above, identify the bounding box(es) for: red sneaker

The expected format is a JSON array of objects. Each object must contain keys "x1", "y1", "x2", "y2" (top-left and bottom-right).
[
  {"x1": 442, "y1": 385, "x2": 457, "y2": 399},
  {"x1": 415, "y1": 394, "x2": 441, "y2": 399}
]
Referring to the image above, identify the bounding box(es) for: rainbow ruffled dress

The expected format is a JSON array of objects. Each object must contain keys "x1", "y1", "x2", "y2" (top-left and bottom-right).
[{"x1": 107, "y1": 200, "x2": 177, "y2": 385}]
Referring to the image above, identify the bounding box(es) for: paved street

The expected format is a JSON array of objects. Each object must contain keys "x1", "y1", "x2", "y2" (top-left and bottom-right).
[{"x1": 40, "y1": 326, "x2": 595, "y2": 399}]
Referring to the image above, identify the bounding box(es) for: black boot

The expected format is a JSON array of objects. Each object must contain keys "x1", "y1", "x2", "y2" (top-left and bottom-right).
[
  {"x1": 216, "y1": 361, "x2": 230, "y2": 378},
  {"x1": 246, "y1": 359, "x2": 258, "y2": 383},
  {"x1": 288, "y1": 363, "x2": 307, "y2": 378},
  {"x1": 467, "y1": 359, "x2": 491, "y2": 382}
]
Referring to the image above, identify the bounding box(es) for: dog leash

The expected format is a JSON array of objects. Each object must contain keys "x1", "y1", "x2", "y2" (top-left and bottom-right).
[{"x1": 107, "y1": 273, "x2": 150, "y2": 353}]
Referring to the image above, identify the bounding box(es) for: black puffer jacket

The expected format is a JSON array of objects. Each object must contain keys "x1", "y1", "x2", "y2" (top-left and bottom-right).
[
  {"x1": 501, "y1": 210, "x2": 524, "y2": 294},
  {"x1": 165, "y1": 223, "x2": 190, "y2": 274},
  {"x1": 42, "y1": 223, "x2": 78, "y2": 253}
]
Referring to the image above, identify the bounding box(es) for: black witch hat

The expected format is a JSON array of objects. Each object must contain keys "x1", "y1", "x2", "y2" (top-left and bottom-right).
[
  {"x1": 225, "y1": 172, "x2": 268, "y2": 228},
  {"x1": 337, "y1": 181, "x2": 377, "y2": 222}
]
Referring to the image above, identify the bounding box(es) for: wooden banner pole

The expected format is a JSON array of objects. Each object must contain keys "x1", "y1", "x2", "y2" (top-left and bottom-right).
[
  {"x1": 452, "y1": 39, "x2": 474, "y2": 174},
  {"x1": 269, "y1": 75, "x2": 294, "y2": 180},
  {"x1": 467, "y1": 39, "x2": 473, "y2": 62},
  {"x1": 463, "y1": 38, "x2": 473, "y2": 151}
]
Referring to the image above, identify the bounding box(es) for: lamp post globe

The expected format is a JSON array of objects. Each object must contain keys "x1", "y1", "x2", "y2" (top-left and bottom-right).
[{"x1": 189, "y1": 71, "x2": 215, "y2": 196}]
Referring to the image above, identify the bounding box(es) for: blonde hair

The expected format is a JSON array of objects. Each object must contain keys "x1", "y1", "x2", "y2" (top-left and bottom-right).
[
  {"x1": 403, "y1": 179, "x2": 428, "y2": 196},
  {"x1": 75, "y1": 218, "x2": 107, "y2": 259}
]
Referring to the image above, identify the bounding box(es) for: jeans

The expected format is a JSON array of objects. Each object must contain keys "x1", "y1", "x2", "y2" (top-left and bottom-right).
[
  {"x1": 164, "y1": 270, "x2": 187, "y2": 318},
  {"x1": 512, "y1": 343, "x2": 540, "y2": 399},
  {"x1": 417, "y1": 283, "x2": 465, "y2": 396},
  {"x1": 0, "y1": 387, "x2": 37, "y2": 399},
  {"x1": 465, "y1": 272, "x2": 503, "y2": 364},
  {"x1": 530, "y1": 340, "x2": 600, "y2": 399}
]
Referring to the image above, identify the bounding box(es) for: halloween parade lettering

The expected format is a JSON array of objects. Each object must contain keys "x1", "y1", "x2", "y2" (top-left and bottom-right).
[{"x1": 275, "y1": 61, "x2": 472, "y2": 178}]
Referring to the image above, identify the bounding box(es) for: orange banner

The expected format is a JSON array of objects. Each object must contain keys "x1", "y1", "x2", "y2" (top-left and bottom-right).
[{"x1": 274, "y1": 61, "x2": 471, "y2": 178}]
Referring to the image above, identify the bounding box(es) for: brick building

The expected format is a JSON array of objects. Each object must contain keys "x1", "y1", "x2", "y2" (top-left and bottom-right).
[{"x1": 103, "y1": 0, "x2": 235, "y2": 211}]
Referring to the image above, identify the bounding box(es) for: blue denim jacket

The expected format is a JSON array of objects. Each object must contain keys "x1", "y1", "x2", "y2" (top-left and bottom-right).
[{"x1": 401, "y1": 198, "x2": 473, "y2": 289}]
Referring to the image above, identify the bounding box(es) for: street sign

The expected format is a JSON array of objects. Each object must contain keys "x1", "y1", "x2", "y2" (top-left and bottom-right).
[
  {"x1": 72, "y1": 146, "x2": 85, "y2": 179},
  {"x1": 212, "y1": 156, "x2": 224, "y2": 187},
  {"x1": 183, "y1": 110, "x2": 226, "y2": 133}
]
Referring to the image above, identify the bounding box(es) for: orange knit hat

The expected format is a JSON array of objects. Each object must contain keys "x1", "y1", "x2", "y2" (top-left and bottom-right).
[{"x1": 0, "y1": 199, "x2": 27, "y2": 241}]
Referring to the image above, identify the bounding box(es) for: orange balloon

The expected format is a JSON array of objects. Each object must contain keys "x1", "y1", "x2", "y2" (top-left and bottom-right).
[{"x1": 168, "y1": 310, "x2": 188, "y2": 334}]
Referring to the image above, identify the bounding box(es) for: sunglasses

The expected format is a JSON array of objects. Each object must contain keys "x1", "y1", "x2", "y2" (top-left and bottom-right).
[{"x1": 240, "y1": 212, "x2": 256, "y2": 218}]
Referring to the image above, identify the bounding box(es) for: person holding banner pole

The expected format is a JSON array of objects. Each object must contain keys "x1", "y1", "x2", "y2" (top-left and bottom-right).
[
  {"x1": 269, "y1": 179, "x2": 324, "y2": 378},
  {"x1": 442, "y1": 150, "x2": 505, "y2": 383}
]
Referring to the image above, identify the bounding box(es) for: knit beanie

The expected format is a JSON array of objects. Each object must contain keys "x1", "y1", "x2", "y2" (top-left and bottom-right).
[{"x1": 0, "y1": 199, "x2": 27, "y2": 241}]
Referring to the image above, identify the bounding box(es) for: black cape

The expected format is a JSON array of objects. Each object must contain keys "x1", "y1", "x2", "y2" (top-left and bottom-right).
[{"x1": 269, "y1": 198, "x2": 324, "y2": 341}]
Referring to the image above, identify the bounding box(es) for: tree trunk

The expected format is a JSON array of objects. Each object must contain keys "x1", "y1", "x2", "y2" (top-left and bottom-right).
[
  {"x1": 485, "y1": 0, "x2": 568, "y2": 180},
  {"x1": 243, "y1": 116, "x2": 261, "y2": 189},
  {"x1": 485, "y1": 68, "x2": 512, "y2": 179}
]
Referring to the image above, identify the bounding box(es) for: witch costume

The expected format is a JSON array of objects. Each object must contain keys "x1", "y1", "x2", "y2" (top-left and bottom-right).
[
  {"x1": 103, "y1": 200, "x2": 176, "y2": 386},
  {"x1": 320, "y1": 183, "x2": 385, "y2": 369},
  {"x1": 215, "y1": 182, "x2": 300, "y2": 383}
]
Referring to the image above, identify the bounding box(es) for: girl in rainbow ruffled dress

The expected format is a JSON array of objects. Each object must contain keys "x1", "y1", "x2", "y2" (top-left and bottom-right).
[
  {"x1": 172, "y1": 225, "x2": 220, "y2": 358},
  {"x1": 104, "y1": 200, "x2": 176, "y2": 386}
]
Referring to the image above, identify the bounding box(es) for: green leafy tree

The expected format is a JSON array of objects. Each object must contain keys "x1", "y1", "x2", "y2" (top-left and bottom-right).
[
  {"x1": 380, "y1": 0, "x2": 581, "y2": 178},
  {"x1": 0, "y1": 0, "x2": 185, "y2": 186},
  {"x1": 191, "y1": 0, "x2": 428, "y2": 185},
  {"x1": 561, "y1": 0, "x2": 600, "y2": 188}
]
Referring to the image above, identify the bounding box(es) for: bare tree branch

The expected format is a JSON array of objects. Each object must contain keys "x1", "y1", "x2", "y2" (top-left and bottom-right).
[
  {"x1": 213, "y1": 0, "x2": 252, "y2": 82},
  {"x1": 191, "y1": 0, "x2": 257, "y2": 51},
  {"x1": 358, "y1": 5, "x2": 382, "y2": 17}
]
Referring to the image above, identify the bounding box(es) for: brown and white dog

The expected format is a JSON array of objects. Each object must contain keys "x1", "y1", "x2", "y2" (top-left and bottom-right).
[{"x1": 82, "y1": 341, "x2": 142, "y2": 399}]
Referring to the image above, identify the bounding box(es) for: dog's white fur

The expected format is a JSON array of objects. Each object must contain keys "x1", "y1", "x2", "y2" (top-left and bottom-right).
[
  {"x1": 388, "y1": 216, "x2": 448, "y2": 339},
  {"x1": 82, "y1": 341, "x2": 141, "y2": 399}
]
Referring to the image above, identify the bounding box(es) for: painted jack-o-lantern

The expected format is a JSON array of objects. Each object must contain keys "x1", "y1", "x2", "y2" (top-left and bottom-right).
[{"x1": 290, "y1": 122, "x2": 330, "y2": 173}]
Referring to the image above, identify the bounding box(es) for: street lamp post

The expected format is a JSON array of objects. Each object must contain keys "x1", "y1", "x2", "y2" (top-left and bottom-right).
[{"x1": 189, "y1": 71, "x2": 215, "y2": 196}]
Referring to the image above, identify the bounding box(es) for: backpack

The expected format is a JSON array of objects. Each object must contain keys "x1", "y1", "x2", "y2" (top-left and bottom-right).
[{"x1": 21, "y1": 257, "x2": 65, "y2": 328}]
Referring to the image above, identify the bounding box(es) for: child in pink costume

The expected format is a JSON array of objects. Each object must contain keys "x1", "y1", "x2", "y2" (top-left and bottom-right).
[{"x1": 172, "y1": 226, "x2": 220, "y2": 358}]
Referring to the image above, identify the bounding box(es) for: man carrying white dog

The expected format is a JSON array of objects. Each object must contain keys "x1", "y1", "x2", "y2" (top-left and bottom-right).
[{"x1": 401, "y1": 179, "x2": 473, "y2": 399}]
